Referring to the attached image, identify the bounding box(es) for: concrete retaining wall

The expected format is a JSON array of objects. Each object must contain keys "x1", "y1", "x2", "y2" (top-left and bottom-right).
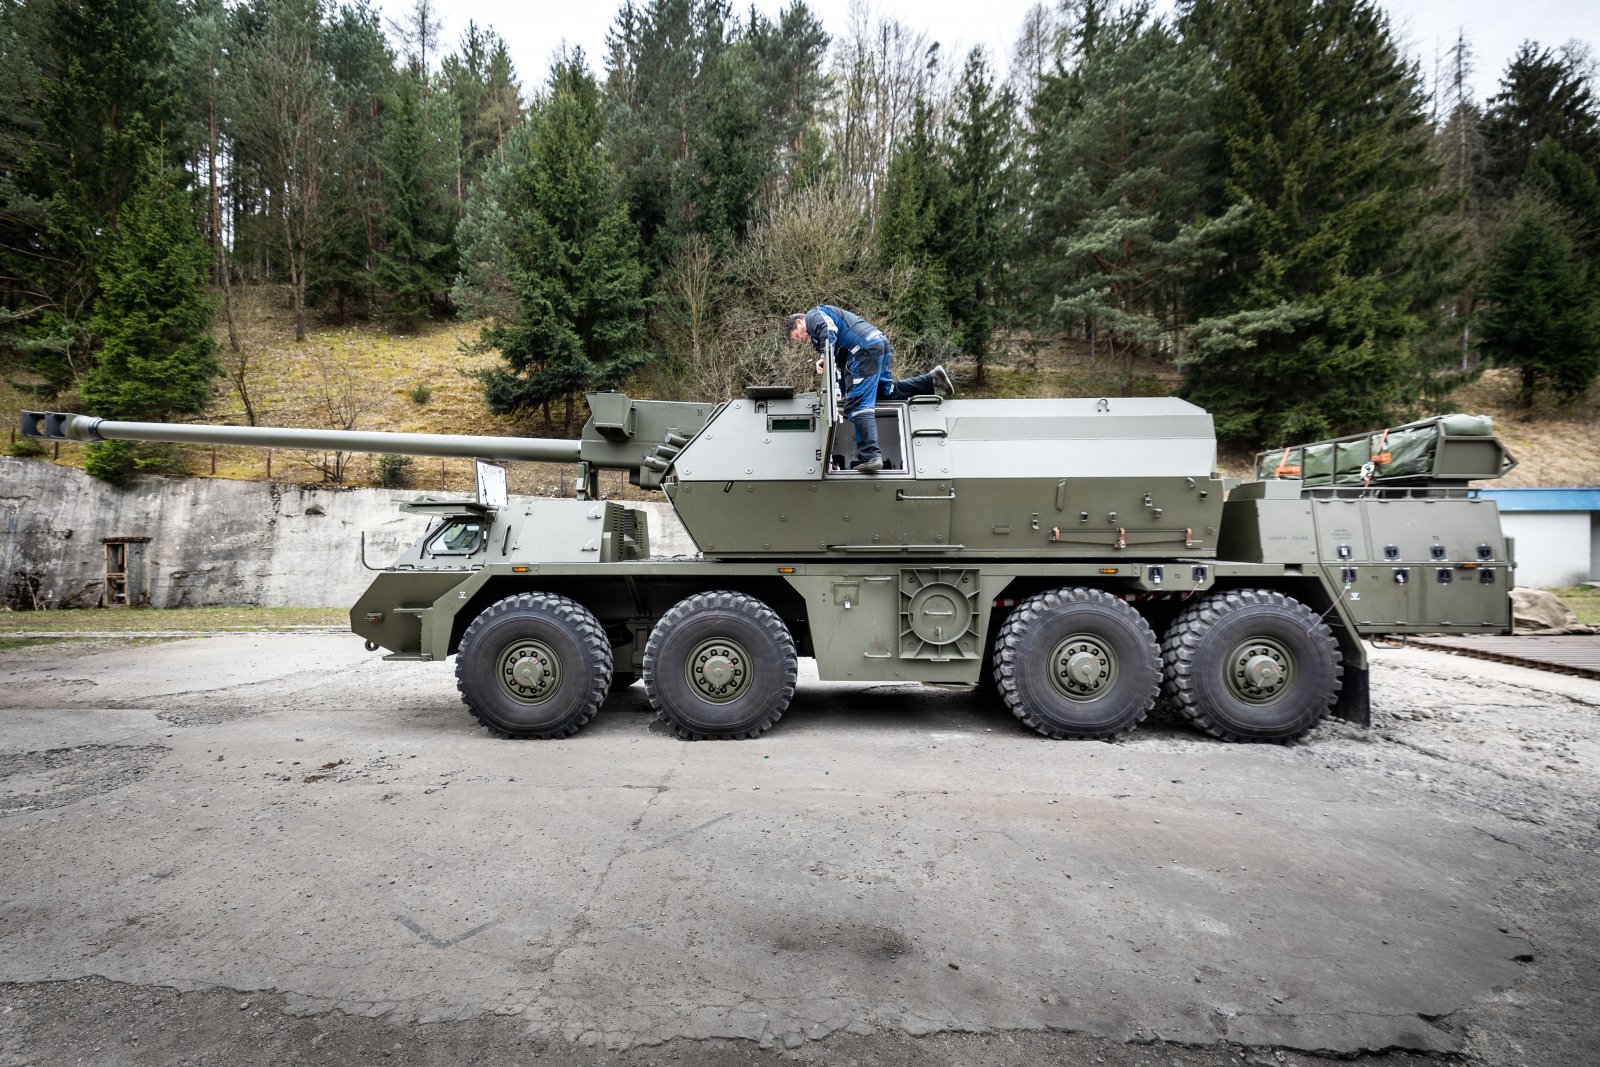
[{"x1": 0, "y1": 457, "x2": 696, "y2": 610}]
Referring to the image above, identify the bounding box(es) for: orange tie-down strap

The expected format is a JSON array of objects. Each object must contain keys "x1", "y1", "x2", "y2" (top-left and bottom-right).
[
  {"x1": 1363, "y1": 429, "x2": 1393, "y2": 487},
  {"x1": 1273, "y1": 447, "x2": 1301, "y2": 478}
]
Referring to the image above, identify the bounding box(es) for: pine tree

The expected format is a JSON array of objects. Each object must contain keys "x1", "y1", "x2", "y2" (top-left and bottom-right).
[
  {"x1": 1, "y1": 0, "x2": 187, "y2": 396},
  {"x1": 377, "y1": 71, "x2": 458, "y2": 329},
  {"x1": 1180, "y1": 0, "x2": 1454, "y2": 446},
  {"x1": 313, "y1": 2, "x2": 392, "y2": 321},
  {"x1": 604, "y1": 1, "x2": 828, "y2": 263},
  {"x1": 875, "y1": 100, "x2": 954, "y2": 352},
  {"x1": 81, "y1": 154, "x2": 218, "y2": 486},
  {"x1": 440, "y1": 22, "x2": 522, "y2": 202},
  {"x1": 232, "y1": 0, "x2": 332, "y2": 341},
  {"x1": 1032, "y1": 9, "x2": 1239, "y2": 391},
  {"x1": 1478, "y1": 204, "x2": 1600, "y2": 405},
  {"x1": 471, "y1": 55, "x2": 651, "y2": 433},
  {"x1": 943, "y1": 50, "x2": 1018, "y2": 382}
]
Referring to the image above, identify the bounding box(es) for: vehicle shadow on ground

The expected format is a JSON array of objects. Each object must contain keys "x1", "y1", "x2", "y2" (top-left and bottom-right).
[{"x1": 589, "y1": 678, "x2": 1219, "y2": 746}]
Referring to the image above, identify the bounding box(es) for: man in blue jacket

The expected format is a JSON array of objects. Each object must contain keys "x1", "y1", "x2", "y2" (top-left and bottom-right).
[{"x1": 785, "y1": 306, "x2": 953, "y2": 473}]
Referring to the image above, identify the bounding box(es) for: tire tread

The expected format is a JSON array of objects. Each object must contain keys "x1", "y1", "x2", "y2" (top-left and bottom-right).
[
  {"x1": 454, "y1": 592, "x2": 610, "y2": 740},
  {"x1": 993, "y1": 586, "x2": 1161, "y2": 741},
  {"x1": 643, "y1": 590, "x2": 796, "y2": 740},
  {"x1": 1160, "y1": 588, "x2": 1342, "y2": 744}
]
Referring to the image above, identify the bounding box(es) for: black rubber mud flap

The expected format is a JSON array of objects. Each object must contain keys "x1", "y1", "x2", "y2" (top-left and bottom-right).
[{"x1": 1332, "y1": 664, "x2": 1370, "y2": 726}]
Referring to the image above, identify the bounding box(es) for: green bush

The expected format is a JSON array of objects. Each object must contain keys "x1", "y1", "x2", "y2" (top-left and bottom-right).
[
  {"x1": 84, "y1": 440, "x2": 138, "y2": 488},
  {"x1": 378, "y1": 453, "x2": 414, "y2": 488},
  {"x1": 6, "y1": 438, "x2": 47, "y2": 458},
  {"x1": 407, "y1": 383, "x2": 433, "y2": 405}
]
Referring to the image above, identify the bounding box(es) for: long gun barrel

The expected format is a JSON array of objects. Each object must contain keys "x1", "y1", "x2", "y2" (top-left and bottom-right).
[
  {"x1": 21, "y1": 410, "x2": 583, "y2": 463},
  {"x1": 20, "y1": 393, "x2": 715, "y2": 488}
]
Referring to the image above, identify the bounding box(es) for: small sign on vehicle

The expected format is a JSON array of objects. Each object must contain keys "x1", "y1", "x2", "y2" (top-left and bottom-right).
[{"x1": 475, "y1": 461, "x2": 508, "y2": 508}]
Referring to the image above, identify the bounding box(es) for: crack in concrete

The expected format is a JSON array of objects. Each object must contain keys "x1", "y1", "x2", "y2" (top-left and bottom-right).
[{"x1": 543, "y1": 746, "x2": 685, "y2": 971}]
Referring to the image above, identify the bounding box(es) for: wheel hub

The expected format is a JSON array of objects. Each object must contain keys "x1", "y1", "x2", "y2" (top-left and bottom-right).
[
  {"x1": 499, "y1": 640, "x2": 561, "y2": 704},
  {"x1": 1049, "y1": 634, "x2": 1117, "y2": 701},
  {"x1": 1227, "y1": 639, "x2": 1292, "y2": 703},
  {"x1": 686, "y1": 638, "x2": 750, "y2": 704}
]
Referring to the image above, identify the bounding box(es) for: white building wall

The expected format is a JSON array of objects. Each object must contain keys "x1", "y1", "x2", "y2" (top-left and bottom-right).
[
  {"x1": 1499, "y1": 512, "x2": 1593, "y2": 588},
  {"x1": 1, "y1": 457, "x2": 696, "y2": 609}
]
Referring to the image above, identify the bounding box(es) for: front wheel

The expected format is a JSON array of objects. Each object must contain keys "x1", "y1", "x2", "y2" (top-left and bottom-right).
[
  {"x1": 1161, "y1": 589, "x2": 1342, "y2": 743},
  {"x1": 993, "y1": 587, "x2": 1162, "y2": 740},
  {"x1": 644, "y1": 591, "x2": 796, "y2": 740},
  {"x1": 455, "y1": 593, "x2": 611, "y2": 739}
]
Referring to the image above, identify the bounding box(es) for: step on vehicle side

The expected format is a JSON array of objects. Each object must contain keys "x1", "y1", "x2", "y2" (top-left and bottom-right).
[{"x1": 22, "y1": 389, "x2": 1516, "y2": 744}]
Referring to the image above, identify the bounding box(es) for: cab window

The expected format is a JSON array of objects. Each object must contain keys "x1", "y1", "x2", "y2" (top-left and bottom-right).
[{"x1": 426, "y1": 519, "x2": 485, "y2": 556}]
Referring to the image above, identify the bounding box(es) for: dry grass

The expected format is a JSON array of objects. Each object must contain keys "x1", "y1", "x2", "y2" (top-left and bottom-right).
[
  {"x1": 1551, "y1": 586, "x2": 1600, "y2": 626},
  {"x1": 0, "y1": 605, "x2": 347, "y2": 632},
  {"x1": 1447, "y1": 370, "x2": 1600, "y2": 487},
  {"x1": 4, "y1": 288, "x2": 602, "y2": 498},
  {"x1": 0, "y1": 605, "x2": 348, "y2": 650},
  {"x1": 5, "y1": 292, "x2": 1595, "y2": 493}
]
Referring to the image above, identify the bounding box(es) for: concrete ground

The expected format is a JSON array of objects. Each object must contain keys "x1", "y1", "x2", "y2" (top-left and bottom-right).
[{"x1": 0, "y1": 634, "x2": 1596, "y2": 1067}]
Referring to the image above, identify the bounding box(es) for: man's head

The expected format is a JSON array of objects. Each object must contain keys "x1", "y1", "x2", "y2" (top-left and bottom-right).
[{"x1": 783, "y1": 312, "x2": 807, "y2": 343}]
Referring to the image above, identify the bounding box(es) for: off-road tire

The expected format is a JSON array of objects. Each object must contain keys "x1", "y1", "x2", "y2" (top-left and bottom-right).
[
  {"x1": 1161, "y1": 589, "x2": 1342, "y2": 743},
  {"x1": 644, "y1": 591, "x2": 797, "y2": 740},
  {"x1": 455, "y1": 592, "x2": 611, "y2": 739},
  {"x1": 993, "y1": 587, "x2": 1162, "y2": 740}
]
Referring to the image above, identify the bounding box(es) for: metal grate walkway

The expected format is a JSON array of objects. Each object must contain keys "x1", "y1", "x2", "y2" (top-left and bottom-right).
[{"x1": 1403, "y1": 634, "x2": 1600, "y2": 680}]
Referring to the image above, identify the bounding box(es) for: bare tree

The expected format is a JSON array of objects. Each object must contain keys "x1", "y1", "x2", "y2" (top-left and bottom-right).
[
  {"x1": 235, "y1": 0, "x2": 331, "y2": 342},
  {"x1": 692, "y1": 187, "x2": 898, "y2": 400},
  {"x1": 1008, "y1": 2, "x2": 1079, "y2": 128},
  {"x1": 658, "y1": 232, "x2": 717, "y2": 365},
  {"x1": 388, "y1": 0, "x2": 444, "y2": 80},
  {"x1": 825, "y1": 1, "x2": 949, "y2": 217},
  {"x1": 296, "y1": 345, "x2": 371, "y2": 482}
]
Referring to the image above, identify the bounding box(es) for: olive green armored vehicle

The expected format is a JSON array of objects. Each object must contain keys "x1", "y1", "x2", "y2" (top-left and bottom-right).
[{"x1": 22, "y1": 383, "x2": 1515, "y2": 744}]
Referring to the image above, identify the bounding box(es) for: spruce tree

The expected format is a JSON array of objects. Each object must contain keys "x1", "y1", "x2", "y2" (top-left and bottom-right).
[
  {"x1": 1180, "y1": 0, "x2": 1453, "y2": 445},
  {"x1": 943, "y1": 50, "x2": 1018, "y2": 382},
  {"x1": 1481, "y1": 44, "x2": 1600, "y2": 200},
  {"x1": 875, "y1": 100, "x2": 954, "y2": 349},
  {"x1": 1032, "y1": 10, "x2": 1235, "y2": 391},
  {"x1": 81, "y1": 154, "x2": 218, "y2": 486},
  {"x1": 377, "y1": 71, "x2": 458, "y2": 329},
  {"x1": 1482, "y1": 45, "x2": 1600, "y2": 261},
  {"x1": 2, "y1": 0, "x2": 186, "y2": 396},
  {"x1": 314, "y1": 2, "x2": 393, "y2": 321},
  {"x1": 441, "y1": 22, "x2": 522, "y2": 200},
  {"x1": 471, "y1": 56, "x2": 650, "y2": 433},
  {"x1": 1478, "y1": 204, "x2": 1600, "y2": 405}
]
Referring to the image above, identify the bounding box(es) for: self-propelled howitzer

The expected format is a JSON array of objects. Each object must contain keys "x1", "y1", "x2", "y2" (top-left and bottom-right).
[{"x1": 22, "y1": 386, "x2": 1516, "y2": 745}]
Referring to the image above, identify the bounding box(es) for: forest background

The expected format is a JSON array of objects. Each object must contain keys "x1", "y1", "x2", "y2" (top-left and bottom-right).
[{"x1": 1, "y1": 0, "x2": 1598, "y2": 488}]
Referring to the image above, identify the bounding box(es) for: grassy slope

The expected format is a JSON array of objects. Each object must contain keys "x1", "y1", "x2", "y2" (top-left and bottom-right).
[{"x1": 5, "y1": 287, "x2": 1597, "y2": 495}]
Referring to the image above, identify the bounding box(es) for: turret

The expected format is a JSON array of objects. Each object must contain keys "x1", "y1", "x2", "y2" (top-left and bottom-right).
[{"x1": 654, "y1": 384, "x2": 1229, "y2": 559}]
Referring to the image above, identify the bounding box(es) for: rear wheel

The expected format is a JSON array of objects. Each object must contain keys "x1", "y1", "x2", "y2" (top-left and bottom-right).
[
  {"x1": 455, "y1": 593, "x2": 611, "y2": 739},
  {"x1": 644, "y1": 591, "x2": 796, "y2": 740},
  {"x1": 1161, "y1": 589, "x2": 1341, "y2": 743},
  {"x1": 993, "y1": 587, "x2": 1161, "y2": 740}
]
